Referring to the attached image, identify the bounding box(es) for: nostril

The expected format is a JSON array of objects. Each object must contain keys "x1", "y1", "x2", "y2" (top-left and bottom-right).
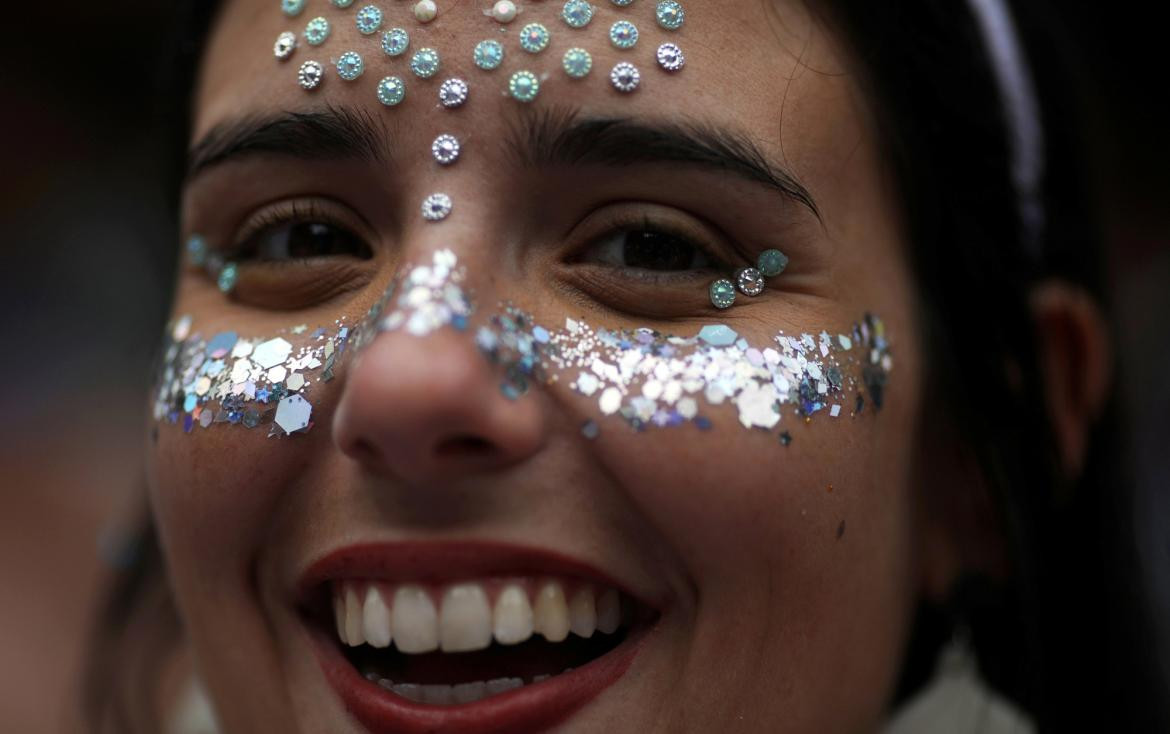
[{"x1": 435, "y1": 435, "x2": 496, "y2": 458}]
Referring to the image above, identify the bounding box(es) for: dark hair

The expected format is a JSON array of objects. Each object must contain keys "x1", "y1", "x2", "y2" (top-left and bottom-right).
[{"x1": 84, "y1": 1, "x2": 1164, "y2": 731}]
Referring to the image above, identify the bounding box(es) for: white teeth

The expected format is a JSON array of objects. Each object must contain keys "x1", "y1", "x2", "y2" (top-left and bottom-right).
[
  {"x1": 439, "y1": 584, "x2": 493, "y2": 653},
  {"x1": 392, "y1": 585, "x2": 439, "y2": 654},
  {"x1": 391, "y1": 682, "x2": 422, "y2": 702},
  {"x1": 569, "y1": 586, "x2": 597, "y2": 638},
  {"x1": 334, "y1": 590, "x2": 349, "y2": 645},
  {"x1": 363, "y1": 585, "x2": 393, "y2": 649},
  {"x1": 533, "y1": 581, "x2": 570, "y2": 642},
  {"x1": 492, "y1": 584, "x2": 535, "y2": 646},
  {"x1": 420, "y1": 684, "x2": 454, "y2": 705},
  {"x1": 597, "y1": 587, "x2": 621, "y2": 634},
  {"x1": 345, "y1": 585, "x2": 365, "y2": 647},
  {"x1": 485, "y1": 677, "x2": 525, "y2": 695}
]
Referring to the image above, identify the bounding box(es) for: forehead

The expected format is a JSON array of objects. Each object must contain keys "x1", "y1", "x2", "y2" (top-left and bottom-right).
[{"x1": 194, "y1": 0, "x2": 861, "y2": 175}]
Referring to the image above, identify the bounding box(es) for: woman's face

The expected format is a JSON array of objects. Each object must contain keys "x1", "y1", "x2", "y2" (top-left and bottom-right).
[{"x1": 152, "y1": 1, "x2": 925, "y2": 731}]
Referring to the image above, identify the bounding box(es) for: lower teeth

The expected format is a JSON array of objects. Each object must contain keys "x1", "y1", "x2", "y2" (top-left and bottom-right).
[{"x1": 364, "y1": 670, "x2": 569, "y2": 705}]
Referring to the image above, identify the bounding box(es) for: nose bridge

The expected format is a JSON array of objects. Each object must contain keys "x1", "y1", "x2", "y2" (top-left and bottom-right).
[{"x1": 332, "y1": 248, "x2": 546, "y2": 484}]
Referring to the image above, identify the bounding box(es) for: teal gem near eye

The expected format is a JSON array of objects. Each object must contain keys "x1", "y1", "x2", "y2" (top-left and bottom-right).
[
  {"x1": 656, "y1": 1, "x2": 685, "y2": 30},
  {"x1": 335, "y1": 51, "x2": 364, "y2": 81},
  {"x1": 508, "y1": 70, "x2": 540, "y2": 102},
  {"x1": 355, "y1": 5, "x2": 383, "y2": 35},
  {"x1": 381, "y1": 28, "x2": 409, "y2": 56},
  {"x1": 281, "y1": 0, "x2": 306, "y2": 16},
  {"x1": 376, "y1": 75, "x2": 406, "y2": 106},
  {"x1": 474, "y1": 39, "x2": 504, "y2": 70},
  {"x1": 186, "y1": 234, "x2": 208, "y2": 266},
  {"x1": 609, "y1": 20, "x2": 638, "y2": 49},
  {"x1": 410, "y1": 47, "x2": 440, "y2": 78},
  {"x1": 709, "y1": 279, "x2": 737, "y2": 309},
  {"x1": 303, "y1": 17, "x2": 331, "y2": 46},
  {"x1": 562, "y1": 47, "x2": 592, "y2": 78},
  {"x1": 757, "y1": 248, "x2": 789, "y2": 277},
  {"x1": 562, "y1": 0, "x2": 593, "y2": 28},
  {"x1": 519, "y1": 23, "x2": 551, "y2": 53},
  {"x1": 217, "y1": 263, "x2": 239, "y2": 294}
]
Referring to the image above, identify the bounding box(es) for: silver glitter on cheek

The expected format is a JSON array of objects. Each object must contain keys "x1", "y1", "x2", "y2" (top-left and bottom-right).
[{"x1": 374, "y1": 249, "x2": 473, "y2": 337}]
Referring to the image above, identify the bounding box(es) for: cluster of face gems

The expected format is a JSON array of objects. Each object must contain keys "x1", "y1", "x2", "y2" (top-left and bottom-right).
[
  {"x1": 298, "y1": 60, "x2": 325, "y2": 90},
  {"x1": 267, "y1": 1, "x2": 694, "y2": 226},
  {"x1": 431, "y1": 134, "x2": 461, "y2": 165},
  {"x1": 422, "y1": 193, "x2": 454, "y2": 222},
  {"x1": 438, "y1": 78, "x2": 469, "y2": 108},
  {"x1": 709, "y1": 249, "x2": 790, "y2": 309}
]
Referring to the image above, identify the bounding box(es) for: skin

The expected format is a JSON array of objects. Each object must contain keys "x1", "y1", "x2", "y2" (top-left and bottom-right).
[{"x1": 151, "y1": 1, "x2": 933, "y2": 731}]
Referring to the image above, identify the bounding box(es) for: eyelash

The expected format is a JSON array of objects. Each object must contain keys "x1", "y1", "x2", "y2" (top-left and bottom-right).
[{"x1": 226, "y1": 200, "x2": 371, "y2": 263}]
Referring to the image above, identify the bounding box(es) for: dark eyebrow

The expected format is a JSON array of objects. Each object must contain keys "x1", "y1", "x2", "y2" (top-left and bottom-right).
[
  {"x1": 507, "y1": 106, "x2": 821, "y2": 220},
  {"x1": 186, "y1": 105, "x2": 390, "y2": 181}
]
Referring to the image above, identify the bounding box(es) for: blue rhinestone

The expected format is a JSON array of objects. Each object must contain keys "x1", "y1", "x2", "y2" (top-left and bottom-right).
[
  {"x1": 381, "y1": 27, "x2": 409, "y2": 56},
  {"x1": 304, "y1": 17, "x2": 330, "y2": 46},
  {"x1": 519, "y1": 23, "x2": 550, "y2": 53},
  {"x1": 355, "y1": 5, "x2": 383, "y2": 34},
  {"x1": 410, "y1": 47, "x2": 440, "y2": 77},
  {"x1": 331, "y1": 0, "x2": 355, "y2": 6},
  {"x1": 335, "y1": 51, "x2": 364, "y2": 80},
  {"x1": 609, "y1": 20, "x2": 638, "y2": 49},
  {"x1": 376, "y1": 76, "x2": 406, "y2": 105},
  {"x1": 656, "y1": 1, "x2": 685, "y2": 30},
  {"x1": 757, "y1": 249, "x2": 789, "y2": 277},
  {"x1": 474, "y1": 39, "x2": 504, "y2": 70},
  {"x1": 508, "y1": 70, "x2": 540, "y2": 102},
  {"x1": 183, "y1": 394, "x2": 198, "y2": 413},
  {"x1": 562, "y1": 47, "x2": 592, "y2": 78},
  {"x1": 282, "y1": 0, "x2": 306, "y2": 16},
  {"x1": 562, "y1": 0, "x2": 593, "y2": 28},
  {"x1": 218, "y1": 263, "x2": 239, "y2": 293},
  {"x1": 708, "y1": 280, "x2": 736, "y2": 309},
  {"x1": 186, "y1": 234, "x2": 208, "y2": 266}
]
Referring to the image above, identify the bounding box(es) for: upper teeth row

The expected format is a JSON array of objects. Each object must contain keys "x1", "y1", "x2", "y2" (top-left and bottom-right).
[{"x1": 333, "y1": 580, "x2": 623, "y2": 653}]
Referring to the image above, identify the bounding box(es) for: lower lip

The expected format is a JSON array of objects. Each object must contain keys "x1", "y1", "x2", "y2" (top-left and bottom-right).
[{"x1": 311, "y1": 624, "x2": 649, "y2": 734}]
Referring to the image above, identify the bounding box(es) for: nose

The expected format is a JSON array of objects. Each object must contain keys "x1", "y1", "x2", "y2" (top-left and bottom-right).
[{"x1": 333, "y1": 323, "x2": 546, "y2": 484}]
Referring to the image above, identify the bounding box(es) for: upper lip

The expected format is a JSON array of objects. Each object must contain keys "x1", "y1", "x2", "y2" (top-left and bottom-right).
[{"x1": 295, "y1": 539, "x2": 662, "y2": 612}]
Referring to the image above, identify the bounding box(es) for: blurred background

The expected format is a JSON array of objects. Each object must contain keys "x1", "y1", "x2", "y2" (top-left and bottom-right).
[{"x1": 1, "y1": 2, "x2": 1166, "y2": 732}]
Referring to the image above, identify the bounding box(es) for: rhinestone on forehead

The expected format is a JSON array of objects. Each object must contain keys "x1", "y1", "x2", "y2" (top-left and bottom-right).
[
  {"x1": 656, "y1": 42, "x2": 685, "y2": 72},
  {"x1": 509, "y1": 70, "x2": 540, "y2": 102},
  {"x1": 438, "y1": 78, "x2": 469, "y2": 108},
  {"x1": 656, "y1": 1, "x2": 685, "y2": 30},
  {"x1": 520, "y1": 23, "x2": 551, "y2": 53},
  {"x1": 563, "y1": 48, "x2": 592, "y2": 78},
  {"x1": 562, "y1": 0, "x2": 594, "y2": 28},
  {"x1": 274, "y1": 31, "x2": 297, "y2": 61},
  {"x1": 710, "y1": 279, "x2": 736, "y2": 309},
  {"x1": 410, "y1": 48, "x2": 441, "y2": 78},
  {"x1": 414, "y1": 0, "x2": 438, "y2": 22},
  {"x1": 381, "y1": 27, "x2": 410, "y2": 56},
  {"x1": 610, "y1": 61, "x2": 640, "y2": 92},
  {"x1": 610, "y1": 0, "x2": 634, "y2": 6},
  {"x1": 335, "y1": 51, "x2": 364, "y2": 81},
  {"x1": 609, "y1": 20, "x2": 639, "y2": 49},
  {"x1": 304, "y1": 16, "x2": 330, "y2": 46},
  {"x1": 376, "y1": 75, "x2": 406, "y2": 105},
  {"x1": 355, "y1": 5, "x2": 383, "y2": 34},
  {"x1": 297, "y1": 60, "x2": 325, "y2": 90},
  {"x1": 422, "y1": 193, "x2": 453, "y2": 221},
  {"x1": 282, "y1": 0, "x2": 306, "y2": 16},
  {"x1": 492, "y1": 0, "x2": 518, "y2": 23},
  {"x1": 474, "y1": 39, "x2": 505, "y2": 70},
  {"x1": 431, "y1": 134, "x2": 461, "y2": 165},
  {"x1": 332, "y1": 0, "x2": 355, "y2": 6}
]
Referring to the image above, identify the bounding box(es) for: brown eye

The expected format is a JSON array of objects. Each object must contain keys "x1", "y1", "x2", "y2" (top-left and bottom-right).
[
  {"x1": 243, "y1": 221, "x2": 372, "y2": 262},
  {"x1": 580, "y1": 229, "x2": 714, "y2": 272}
]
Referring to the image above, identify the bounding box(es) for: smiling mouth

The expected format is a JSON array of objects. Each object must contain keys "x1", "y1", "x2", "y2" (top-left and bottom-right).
[{"x1": 318, "y1": 578, "x2": 644, "y2": 706}]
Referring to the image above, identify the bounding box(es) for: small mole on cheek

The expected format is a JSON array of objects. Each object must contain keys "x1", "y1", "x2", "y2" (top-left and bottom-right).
[
  {"x1": 826, "y1": 483, "x2": 834, "y2": 493},
  {"x1": 837, "y1": 520, "x2": 846, "y2": 540}
]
